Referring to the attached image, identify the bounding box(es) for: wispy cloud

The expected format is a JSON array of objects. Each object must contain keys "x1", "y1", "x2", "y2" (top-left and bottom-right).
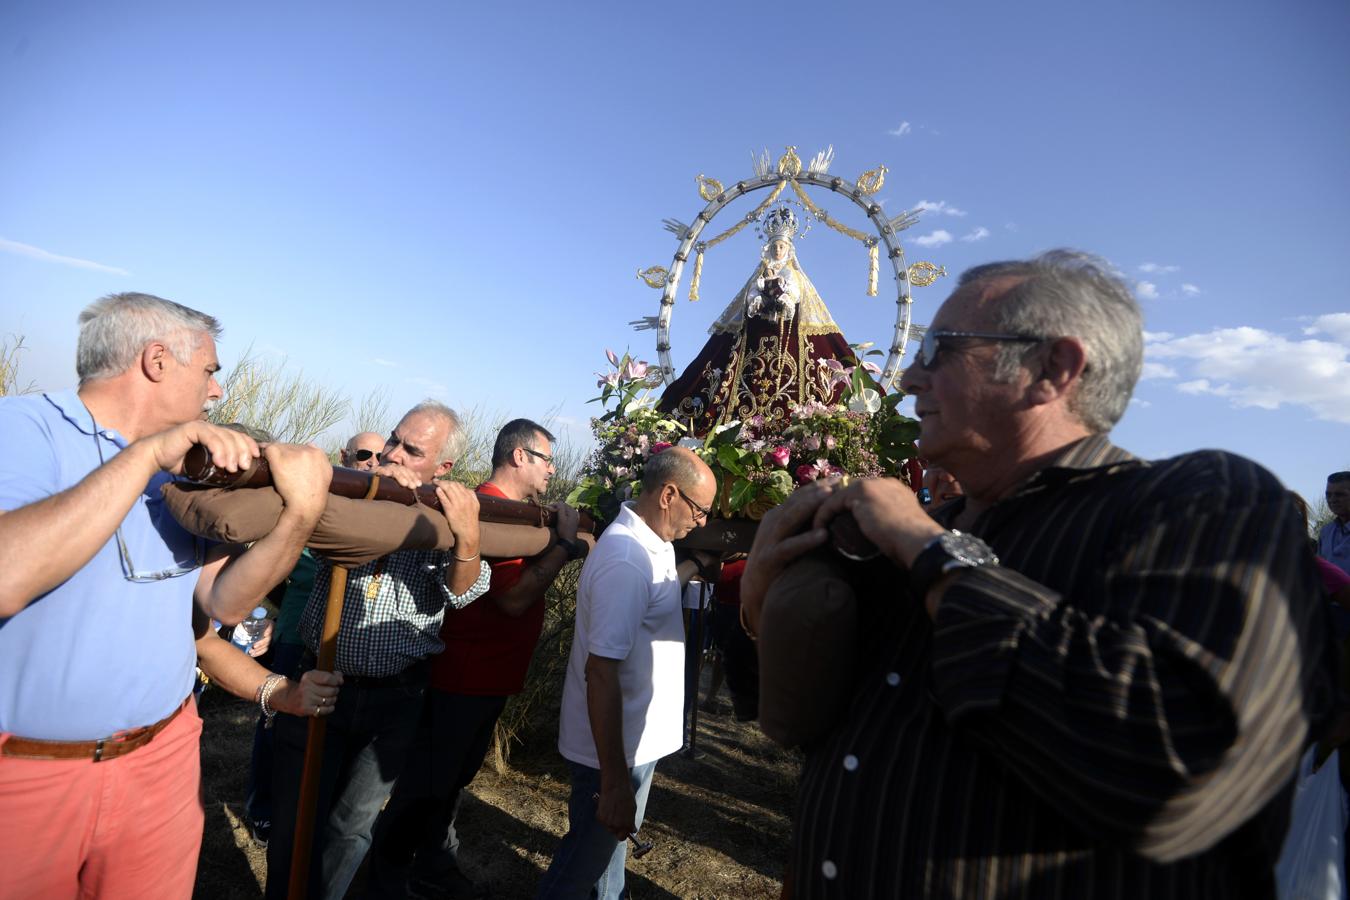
[
  {"x1": 1146, "y1": 325, "x2": 1350, "y2": 423},
  {"x1": 1180, "y1": 283, "x2": 1201, "y2": 296},
  {"x1": 1136, "y1": 281, "x2": 1159, "y2": 300},
  {"x1": 913, "y1": 200, "x2": 967, "y2": 217},
  {"x1": 1139, "y1": 262, "x2": 1180, "y2": 274},
  {"x1": 1304, "y1": 313, "x2": 1350, "y2": 345},
  {"x1": 887, "y1": 121, "x2": 912, "y2": 137},
  {"x1": 371, "y1": 358, "x2": 400, "y2": 368},
  {"x1": 0, "y1": 237, "x2": 129, "y2": 276},
  {"x1": 913, "y1": 229, "x2": 953, "y2": 248},
  {"x1": 404, "y1": 376, "x2": 449, "y2": 397},
  {"x1": 1140, "y1": 362, "x2": 1176, "y2": 380},
  {"x1": 960, "y1": 226, "x2": 991, "y2": 243}
]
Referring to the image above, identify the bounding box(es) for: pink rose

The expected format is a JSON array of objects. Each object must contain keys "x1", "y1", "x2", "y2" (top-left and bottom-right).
[
  {"x1": 767, "y1": 446, "x2": 791, "y2": 468},
  {"x1": 794, "y1": 463, "x2": 817, "y2": 485},
  {"x1": 650, "y1": 441, "x2": 673, "y2": 455}
]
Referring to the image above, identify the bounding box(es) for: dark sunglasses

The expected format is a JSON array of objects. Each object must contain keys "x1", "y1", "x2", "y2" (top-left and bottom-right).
[
  {"x1": 350, "y1": 449, "x2": 376, "y2": 462},
  {"x1": 918, "y1": 330, "x2": 1044, "y2": 370}
]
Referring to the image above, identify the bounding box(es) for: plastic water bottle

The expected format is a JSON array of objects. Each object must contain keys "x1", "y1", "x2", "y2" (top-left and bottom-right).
[{"x1": 230, "y1": 607, "x2": 269, "y2": 655}]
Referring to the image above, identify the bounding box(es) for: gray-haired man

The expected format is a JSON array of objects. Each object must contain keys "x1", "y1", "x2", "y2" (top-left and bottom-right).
[
  {"x1": 266, "y1": 401, "x2": 492, "y2": 900},
  {"x1": 0, "y1": 292, "x2": 329, "y2": 898},
  {"x1": 743, "y1": 251, "x2": 1330, "y2": 899}
]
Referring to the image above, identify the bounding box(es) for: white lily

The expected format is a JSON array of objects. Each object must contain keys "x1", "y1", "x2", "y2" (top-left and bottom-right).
[{"x1": 848, "y1": 388, "x2": 882, "y2": 414}]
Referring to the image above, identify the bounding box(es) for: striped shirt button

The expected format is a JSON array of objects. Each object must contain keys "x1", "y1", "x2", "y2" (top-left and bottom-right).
[
  {"x1": 843, "y1": 754, "x2": 859, "y2": 771},
  {"x1": 886, "y1": 672, "x2": 901, "y2": 686},
  {"x1": 821, "y1": 860, "x2": 838, "y2": 880}
]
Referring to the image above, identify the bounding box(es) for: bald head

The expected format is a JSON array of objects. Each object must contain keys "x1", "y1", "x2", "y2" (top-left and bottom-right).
[
  {"x1": 342, "y1": 431, "x2": 384, "y2": 471},
  {"x1": 641, "y1": 446, "x2": 710, "y2": 494},
  {"x1": 636, "y1": 446, "x2": 717, "y2": 543}
]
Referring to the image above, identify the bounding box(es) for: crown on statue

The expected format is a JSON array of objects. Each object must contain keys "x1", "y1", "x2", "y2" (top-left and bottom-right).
[{"x1": 761, "y1": 206, "x2": 799, "y2": 242}]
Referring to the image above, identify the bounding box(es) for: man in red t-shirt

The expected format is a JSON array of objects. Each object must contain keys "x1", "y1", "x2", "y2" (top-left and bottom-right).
[{"x1": 368, "y1": 419, "x2": 583, "y2": 899}]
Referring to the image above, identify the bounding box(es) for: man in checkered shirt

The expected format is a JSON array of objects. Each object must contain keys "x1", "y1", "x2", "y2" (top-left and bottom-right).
[{"x1": 266, "y1": 400, "x2": 492, "y2": 900}]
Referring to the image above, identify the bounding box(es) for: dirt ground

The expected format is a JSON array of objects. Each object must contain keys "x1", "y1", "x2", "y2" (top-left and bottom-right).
[{"x1": 194, "y1": 679, "x2": 799, "y2": 899}]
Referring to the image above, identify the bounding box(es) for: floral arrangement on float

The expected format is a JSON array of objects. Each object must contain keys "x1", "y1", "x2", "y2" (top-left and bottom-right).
[{"x1": 567, "y1": 348, "x2": 921, "y2": 528}]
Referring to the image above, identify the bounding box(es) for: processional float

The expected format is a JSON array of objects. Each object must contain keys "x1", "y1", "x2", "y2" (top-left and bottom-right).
[
  {"x1": 586, "y1": 146, "x2": 948, "y2": 752},
  {"x1": 633, "y1": 145, "x2": 945, "y2": 407}
]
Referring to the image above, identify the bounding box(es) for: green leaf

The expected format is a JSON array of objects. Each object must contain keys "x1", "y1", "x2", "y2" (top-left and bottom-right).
[
  {"x1": 720, "y1": 422, "x2": 745, "y2": 445},
  {"x1": 729, "y1": 477, "x2": 758, "y2": 510},
  {"x1": 716, "y1": 444, "x2": 746, "y2": 476}
]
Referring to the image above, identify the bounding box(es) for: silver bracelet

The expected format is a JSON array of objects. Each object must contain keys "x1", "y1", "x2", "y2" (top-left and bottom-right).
[{"x1": 258, "y1": 673, "x2": 286, "y2": 728}]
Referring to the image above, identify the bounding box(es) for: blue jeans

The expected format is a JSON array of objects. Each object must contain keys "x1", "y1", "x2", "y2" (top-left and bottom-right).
[
  {"x1": 265, "y1": 670, "x2": 426, "y2": 900},
  {"x1": 536, "y1": 759, "x2": 658, "y2": 900}
]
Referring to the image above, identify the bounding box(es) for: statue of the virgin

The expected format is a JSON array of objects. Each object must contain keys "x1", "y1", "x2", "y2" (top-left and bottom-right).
[{"x1": 658, "y1": 206, "x2": 860, "y2": 436}]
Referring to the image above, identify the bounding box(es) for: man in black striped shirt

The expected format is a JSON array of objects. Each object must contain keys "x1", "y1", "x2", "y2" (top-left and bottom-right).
[{"x1": 744, "y1": 250, "x2": 1330, "y2": 899}]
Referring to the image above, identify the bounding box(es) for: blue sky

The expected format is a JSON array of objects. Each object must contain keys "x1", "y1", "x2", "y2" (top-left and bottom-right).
[{"x1": 2, "y1": 0, "x2": 1346, "y2": 506}]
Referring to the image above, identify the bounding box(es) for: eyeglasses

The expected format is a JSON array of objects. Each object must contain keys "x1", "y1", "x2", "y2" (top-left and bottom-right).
[
  {"x1": 917, "y1": 330, "x2": 1044, "y2": 370},
  {"x1": 524, "y1": 448, "x2": 554, "y2": 465},
  {"x1": 676, "y1": 486, "x2": 712, "y2": 523},
  {"x1": 93, "y1": 424, "x2": 204, "y2": 582},
  {"x1": 350, "y1": 449, "x2": 376, "y2": 462},
  {"x1": 113, "y1": 523, "x2": 204, "y2": 582}
]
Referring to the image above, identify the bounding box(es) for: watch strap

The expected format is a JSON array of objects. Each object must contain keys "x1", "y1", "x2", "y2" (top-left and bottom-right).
[
  {"x1": 556, "y1": 537, "x2": 583, "y2": 561},
  {"x1": 908, "y1": 534, "x2": 952, "y2": 600}
]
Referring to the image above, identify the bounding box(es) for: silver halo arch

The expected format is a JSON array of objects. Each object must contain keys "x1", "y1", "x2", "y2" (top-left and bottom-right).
[{"x1": 653, "y1": 171, "x2": 915, "y2": 393}]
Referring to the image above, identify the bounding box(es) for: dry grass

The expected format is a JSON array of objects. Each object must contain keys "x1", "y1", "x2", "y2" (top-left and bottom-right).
[
  {"x1": 209, "y1": 348, "x2": 350, "y2": 446},
  {"x1": 0, "y1": 334, "x2": 37, "y2": 397},
  {"x1": 194, "y1": 668, "x2": 798, "y2": 899}
]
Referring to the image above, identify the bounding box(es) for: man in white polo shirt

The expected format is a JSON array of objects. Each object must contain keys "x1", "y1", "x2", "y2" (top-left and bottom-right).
[{"x1": 537, "y1": 446, "x2": 716, "y2": 900}]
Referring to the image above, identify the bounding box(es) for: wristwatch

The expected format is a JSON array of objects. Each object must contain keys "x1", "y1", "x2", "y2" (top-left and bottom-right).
[
  {"x1": 908, "y1": 530, "x2": 998, "y2": 599},
  {"x1": 556, "y1": 537, "x2": 584, "y2": 562}
]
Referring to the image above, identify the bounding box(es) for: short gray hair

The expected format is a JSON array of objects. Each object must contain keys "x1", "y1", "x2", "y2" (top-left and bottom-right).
[
  {"x1": 77, "y1": 292, "x2": 222, "y2": 384},
  {"x1": 641, "y1": 447, "x2": 706, "y2": 494},
  {"x1": 958, "y1": 249, "x2": 1142, "y2": 433},
  {"x1": 405, "y1": 399, "x2": 465, "y2": 464}
]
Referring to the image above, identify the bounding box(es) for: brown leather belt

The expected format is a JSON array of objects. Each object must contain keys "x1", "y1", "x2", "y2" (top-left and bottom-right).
[{"x1": 1, "y1": 698, "x2": 189, "y2": 763}]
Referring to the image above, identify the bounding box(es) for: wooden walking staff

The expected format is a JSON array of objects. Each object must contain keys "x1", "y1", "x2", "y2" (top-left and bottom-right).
[
  {"x1": 285, "y1": 472, "x2": 380, "y2": 900},
  {"x1": 288, "y1": 564, "x2": 344, "y2": 900}
]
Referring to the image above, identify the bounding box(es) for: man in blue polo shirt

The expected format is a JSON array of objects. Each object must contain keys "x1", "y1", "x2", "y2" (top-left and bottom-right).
[{"x1": 0, "y1": 292, "x2": 331, "y2": 900}]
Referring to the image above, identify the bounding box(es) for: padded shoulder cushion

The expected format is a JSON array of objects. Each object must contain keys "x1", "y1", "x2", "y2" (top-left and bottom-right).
[
  {"x1": 757, "y1": 551, "x2": 860, "y2": 749},
  {"x1": 161, "y1": 484, "x2": 591, "y2": 568}
]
